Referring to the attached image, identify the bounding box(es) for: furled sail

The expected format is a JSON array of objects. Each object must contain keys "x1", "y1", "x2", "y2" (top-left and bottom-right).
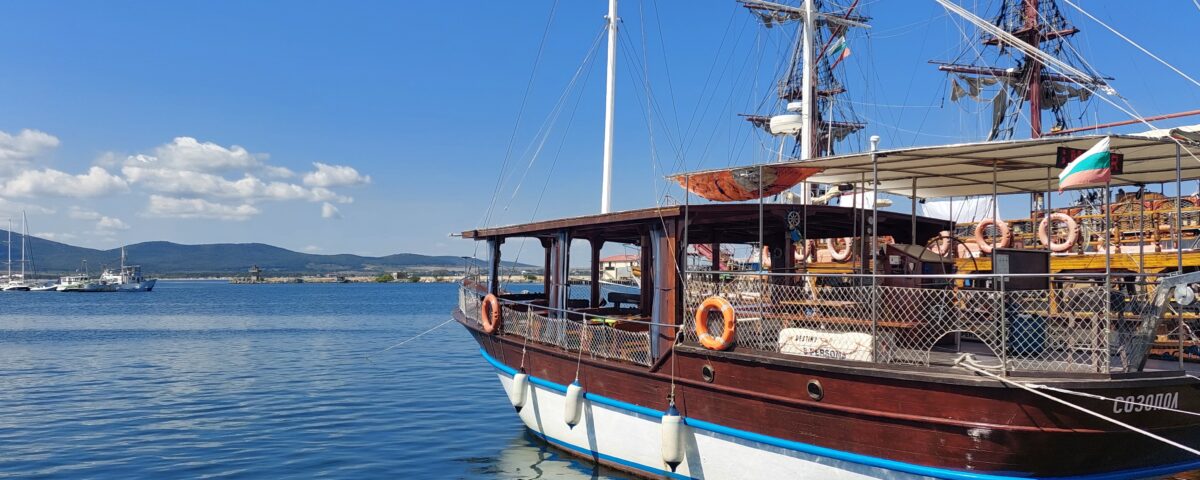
[{"x1": 670, "y1": 165, "x2": 823, "y2": 202}]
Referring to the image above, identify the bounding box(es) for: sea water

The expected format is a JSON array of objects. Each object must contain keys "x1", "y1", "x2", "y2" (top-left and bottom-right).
[{"x1": 0, "y1": 281, "x2": 630, "y2": 479}]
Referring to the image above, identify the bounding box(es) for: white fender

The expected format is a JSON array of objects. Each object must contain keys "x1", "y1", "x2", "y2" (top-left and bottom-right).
[
  {"x1": 661, "y1": 403, "x2": 684, "y2": 471},
  {"x1": 564, "y1": 381, "x2": 584, "y2": 427},
  {"x1": 508, "y1": 372, "x2": 528, "y2": 411}
]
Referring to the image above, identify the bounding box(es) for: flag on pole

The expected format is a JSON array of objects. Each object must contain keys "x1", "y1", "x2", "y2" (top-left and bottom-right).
[
  {"x1": 1058, "y1": 136, "x2": 1112, "y2": 192},
  {"x1": 829, "y1": 36, "x2": 852, "y2": 68}
]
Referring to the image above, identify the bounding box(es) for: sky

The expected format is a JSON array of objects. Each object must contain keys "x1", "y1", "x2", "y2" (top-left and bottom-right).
[{"x1": 1, "y1": 1, "x2": 1198, "y2": 260}]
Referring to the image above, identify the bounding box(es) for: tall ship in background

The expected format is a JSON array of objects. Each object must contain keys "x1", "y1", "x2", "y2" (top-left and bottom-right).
[{"x1": 454, "y1": 0, "x2": 1200, "y2": 479}]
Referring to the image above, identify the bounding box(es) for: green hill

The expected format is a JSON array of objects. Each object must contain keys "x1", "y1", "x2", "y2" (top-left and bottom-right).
[{"x1": 0, "y1": 231, "x2": 523, "y2": 276}]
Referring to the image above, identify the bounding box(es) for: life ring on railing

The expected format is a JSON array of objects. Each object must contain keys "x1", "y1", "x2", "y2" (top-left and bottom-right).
[
  {"x1": 481, "y1": 294, "x2": 502, "y2": 334},
  {"x1": 826, "y1": 237, "x2": 854, "y2": 262},
  {"x1": 1038, "y1": 212, "x2": 1079, "y2": 253},
  {"x1": 695, "y1": 296, "x2": 736, "y2": 351},
  {"x1": 928, "y1": 230, "x2": 954, "y2": 257},
  {"x1": 973, "y1": 219, "x2": 1012, "y2": 254},
  {"x1": 794, "y1": 239, "x2": 816, "y2": 263}
]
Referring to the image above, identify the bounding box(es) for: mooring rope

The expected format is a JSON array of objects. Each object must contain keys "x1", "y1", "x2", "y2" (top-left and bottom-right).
[
  {"x1": 954, "y1": 354, "x2": 1200, "y2": 457},
  {"x1": 365, "y1": 318, "x2": 455, "y2": 363}
]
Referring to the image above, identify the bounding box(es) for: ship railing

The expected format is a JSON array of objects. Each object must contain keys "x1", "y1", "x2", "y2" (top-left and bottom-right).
[
  {"x1": 457, "y1": 285, "x2": 653, "y2": 367},
  {"x1": 682, "y1": 271, "x2": 1171, "y2": 375}
]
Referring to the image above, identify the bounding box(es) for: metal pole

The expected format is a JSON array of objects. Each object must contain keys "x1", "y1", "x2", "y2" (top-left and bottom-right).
[
  {"x1": 911, "y1": 177, "x2": 917, "y2": 245},
  {"x1": 600, "y1": 0, "x2": 618, "y2": 214},
  {"x1": 1177, "y1": 143, "x2": 1185, "y2": 369},
  {"x1": 1139, "y1": 185, "x2": 1145, "y2": 288},
  {"x1": 759, "y1": 165, "x2": 765, "y2": 271},
  {"x1": 1104, "y1": 182, "x2": 1112, "y2": 374},
  {"x1": 799, "y1": 0, "x2": 815, "y2": 160},
  {"x1": 869, "y1": 136, "x2": 880, "y2": 362}
]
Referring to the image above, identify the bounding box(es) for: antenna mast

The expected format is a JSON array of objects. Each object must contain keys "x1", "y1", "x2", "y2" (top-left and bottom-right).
[{"x1": 600, "y1": 0, "x2": 618, "y2": 214}]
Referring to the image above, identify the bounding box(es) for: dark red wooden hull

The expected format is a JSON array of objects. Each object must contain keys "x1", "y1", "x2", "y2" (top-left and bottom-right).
[{"x1": 456, "y1": 308, "x2": 1200, "y2": 478}]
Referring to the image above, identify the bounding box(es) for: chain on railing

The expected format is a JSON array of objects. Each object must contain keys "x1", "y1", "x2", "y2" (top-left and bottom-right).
[
  {"x1": 458, "y1": 286, "x2": 652, "y2": 366},
  {"x1": 683, "y1": 272, "x2": 1163, "y2": 374}
]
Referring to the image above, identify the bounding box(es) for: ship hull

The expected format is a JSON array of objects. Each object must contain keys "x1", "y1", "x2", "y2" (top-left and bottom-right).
[
  {"x1": 115, "y1": 280, "x2": 156, "y2": 292},
  {"x1": 458, "y1": 310, "x2": 1200, "y2": 479}
]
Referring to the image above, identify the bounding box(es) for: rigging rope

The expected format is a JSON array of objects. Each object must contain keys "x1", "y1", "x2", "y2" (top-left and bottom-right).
[
  {"x1": 365, "y1": 318, "x2": 455, "y2": 362},
  {"x1": 1060, "y1": 0, "x2": 1200, "y2": 91},
  {"x1": 954, "y1": 354, "x2": 1200, "y2": 458}
]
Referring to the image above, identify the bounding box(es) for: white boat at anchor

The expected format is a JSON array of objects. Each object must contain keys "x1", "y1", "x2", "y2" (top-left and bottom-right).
[
  {"x1": 57, "y1": 260, "x2": 116, "y2": 292},
  {"x1": 3, "y1": 212, "x2": 33, "y2": 291},
  {"x1": 99, "y1": 248, "x2": 156, "y2": 292}
]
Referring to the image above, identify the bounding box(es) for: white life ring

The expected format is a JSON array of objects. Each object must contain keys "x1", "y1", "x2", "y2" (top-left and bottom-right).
[
  {"x1": 826, "y1": 237, "x2": 854, "y2": 263},
  {"x1": 1038, "y1": 212, "x2": 1079, "y2": 253},
  {"x1": 973, "y1": 219, "x2": 1012, "y2": 254}
]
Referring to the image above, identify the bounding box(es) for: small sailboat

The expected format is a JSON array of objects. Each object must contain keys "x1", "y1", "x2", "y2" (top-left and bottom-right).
[
  {"x1": 100, "y1": 247, "x2": 156, "y2": 292},
  {"x1": 2, "y1": 213, "x2": 32, "y2": 291}
]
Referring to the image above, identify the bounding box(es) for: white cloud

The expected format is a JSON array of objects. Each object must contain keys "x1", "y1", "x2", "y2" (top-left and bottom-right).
[
  {"x1": 34, "y1": 232, "x2": 76, "y2": 242},
  {"x1": 144, "y1": 137, "x2": 267, "y2": 173},
  {"x1": 2, "y1": 166, "x2": 128, "y2": 198},
  {"x1": 0, "y1": 129, "x2": 59, "y2": 162},
  {"x1": 146, "y1": 195, "x2": 259, "y2": 221},
  {"x1": 97, "y1": 216, "x2": 130, "y2": 231},
  {"x1": 321, "y1": 202, "x2": 341, "y2": 219},
  {"x1": 302, "y1": 245, "x2": 321, "y2": 253},
  {"x1": 303, "y1": 162, "x2": 370, "y2": 188},
  {"x1": 122, "y1": 166, "x2": 349, "y2": 203},
  {"x1": 0, "y1": 198, "x2": 55, "y2": 216}
]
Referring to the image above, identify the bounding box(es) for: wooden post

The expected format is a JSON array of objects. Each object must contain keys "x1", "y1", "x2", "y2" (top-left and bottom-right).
[
  {"x1": 640, "y1": 229, "x2": 654, "y2": 316},
  {"x1": 653, "y1": 221, "x2": 679, "y2": 362},
  {"x1": 711, "y1": 242, "x2": 721, "y2": 271},
  {"x1": 590, "y1": 239, "x2": 603, "y2": 308},
  {"x1": 541, "y1": 237, "x2": 552, "y2": 302},
  {"x1": 489, "y1": 238, "x2": 502, "y2": 295}
]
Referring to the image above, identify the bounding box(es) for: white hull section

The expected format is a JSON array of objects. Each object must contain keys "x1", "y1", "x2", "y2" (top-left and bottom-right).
[
  {"x1": 115, "y1": 279, "x2": 156, "y2": 292},
  {"x1": 495, "y1": 372, "x2": 927, "y2": 480}
]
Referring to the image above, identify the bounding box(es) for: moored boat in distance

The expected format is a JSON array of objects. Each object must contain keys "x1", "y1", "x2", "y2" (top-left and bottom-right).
[{"x1": 100, "y1": 247, "x2": 156, "y2": 292}]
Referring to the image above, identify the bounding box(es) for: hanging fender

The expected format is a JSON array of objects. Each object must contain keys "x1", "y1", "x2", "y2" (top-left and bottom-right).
[{"x1": 928, "y1": 230, "x2": 955, "y2": 257}]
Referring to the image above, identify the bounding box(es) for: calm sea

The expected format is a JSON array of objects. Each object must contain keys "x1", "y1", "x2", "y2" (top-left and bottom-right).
[{"x1": 0, "y1": 281, "x2": 630, "y2": 479}]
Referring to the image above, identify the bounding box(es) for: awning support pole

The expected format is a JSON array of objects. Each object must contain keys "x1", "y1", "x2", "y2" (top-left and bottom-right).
[
  {"x1": 869, "y1": 136, "x2": 880, "y2": 363},
  {"x1": 1177, "y1": 143, "x2": 1185, "y2": 370}
]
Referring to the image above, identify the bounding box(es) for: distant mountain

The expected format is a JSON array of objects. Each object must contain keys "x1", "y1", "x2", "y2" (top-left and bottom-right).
[{"x1": 0, "y1": 231, "x2": 530, "y2": 276}]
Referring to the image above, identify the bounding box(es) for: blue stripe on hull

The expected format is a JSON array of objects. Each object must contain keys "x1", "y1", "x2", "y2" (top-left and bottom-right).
[{"x1": 478, "y1": 347, "x2": 1200, "y2": 480}]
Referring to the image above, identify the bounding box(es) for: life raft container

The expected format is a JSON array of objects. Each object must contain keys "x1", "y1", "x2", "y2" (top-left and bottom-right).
[
  {"x1": 973, "y1": 219, "x2": 1012, "y2": 254},
  {"x1": 695, "y1": 296, "x2": 736, "y2": 351},
  {"x1": 1038, "y1": 212, "x2": 1080, "y2": 253},
  {"x1": 481, "y1": 293, "x2": 502, "y2": 334},
  {"x1": 825, "y1": 237, "x2": 854, "y2": 262}
]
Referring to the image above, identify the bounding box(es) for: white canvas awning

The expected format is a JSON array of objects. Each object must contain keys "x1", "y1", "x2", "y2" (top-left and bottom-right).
[{"x1": 674, "y1": 134, "x2": 1200, "y2": 200}]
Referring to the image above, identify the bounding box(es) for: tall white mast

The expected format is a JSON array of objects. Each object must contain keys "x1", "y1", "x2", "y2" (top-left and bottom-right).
[
  {"x1": 600, "y1": 0, "x2": 618, "y2": 214},
  {"x1": 6, "y1": 218, "x2": 10, "y2": 282},
  {"x1": 798, "y1": 0, "x2": 815, "y2": 161},
  {"x1": 19, "y1": 211, "x2": 26, "y2": 279}
]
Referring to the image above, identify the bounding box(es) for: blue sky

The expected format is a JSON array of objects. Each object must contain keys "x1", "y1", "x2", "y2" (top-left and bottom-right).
[{"x1": 0, "y1": 1, "x2": 1197, "y2": 258}]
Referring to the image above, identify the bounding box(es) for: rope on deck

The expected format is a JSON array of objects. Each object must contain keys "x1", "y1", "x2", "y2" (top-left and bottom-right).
[{"x1": 953, "y1": 354, "x2": 1200, "y2": 457}]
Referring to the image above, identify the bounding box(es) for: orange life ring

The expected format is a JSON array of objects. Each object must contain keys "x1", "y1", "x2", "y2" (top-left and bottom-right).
[
  {"x1": 794, "y1": 239, "x2": 816, "y2": 263},
  {"x1": 825, "y1": 237, "x2": 854, "y2": 262},
  {"x1": 973, "y1": 219, "x2": 1012, "y2": 254},
  {"x1": 928, "y1": 230, "x2": 954, "y2": 256},
  {"x1": 1038, "y1": 212, "x2": 1079, "y2": 253},
  {"x1": 481, "y1": 294, "x2": 502, "y2": 334},
  {"x1": 694, "y1": 296, "x2": 736, "y2": 351}
]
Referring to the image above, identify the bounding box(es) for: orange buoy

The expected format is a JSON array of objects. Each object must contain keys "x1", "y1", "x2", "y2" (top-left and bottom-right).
[
  {"x1": 694, "y1": 296, "x2": 736, "y2": 351},
  {"x1": 481, "y1": 293, "x2": 502, "y2": 334},
  {"x1": 973, "y1": 219, "x2": 1012, "y2": 254},
  {"x1": 1038, "y1": 212, "x2": 1080, "y2": 253}
]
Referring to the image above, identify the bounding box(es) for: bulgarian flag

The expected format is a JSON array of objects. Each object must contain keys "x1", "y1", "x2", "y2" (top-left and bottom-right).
[
  {"x1": 1058, "y1": 136, "x2": 1112, "y2": 192},
  {"x1": 829, "y1": 36, "x2": 851, "y2": 68}
]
